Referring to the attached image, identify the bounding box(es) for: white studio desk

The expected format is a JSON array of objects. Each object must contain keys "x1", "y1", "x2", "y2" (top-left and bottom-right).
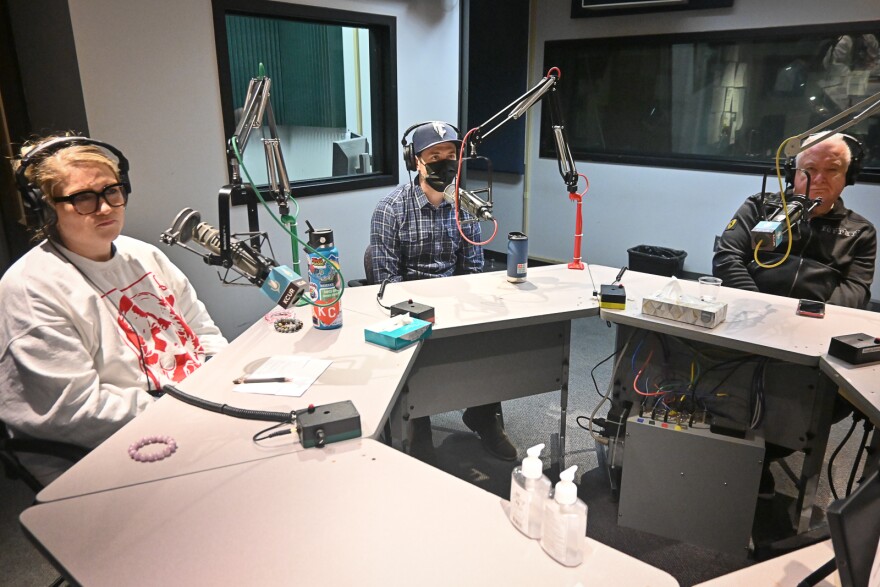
[
  {"x1": 342, "y1": 263, "x2": 619, "y2": 460},
  {"x1": 37, "y1": 307, "x2": 418, "y2": 503},
  {"x1": 693, "y1": 540, "x2": 841, "y2": 587},
  {"x1": 22, "y1": 263, "x2": 880, "y2": 585},
  {"x1": 599, "y1": 269, "x2": 880, "y2": 535},
  {"x1": 821, "y1": 354, "x2": 880, "y2": 427},
  {"x1": 20, "y1": 439, "x2": 679, "y2": 587}
]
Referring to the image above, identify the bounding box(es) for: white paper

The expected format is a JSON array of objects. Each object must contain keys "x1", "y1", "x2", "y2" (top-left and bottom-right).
[{"x1": 233, "y1": 355, "x2": 332, "y2": 397}]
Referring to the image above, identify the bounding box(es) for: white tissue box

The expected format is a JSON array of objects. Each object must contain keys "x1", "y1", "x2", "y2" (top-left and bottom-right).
[{"x1": 641, "y1": 294, "x2": 727, "y2": 329}]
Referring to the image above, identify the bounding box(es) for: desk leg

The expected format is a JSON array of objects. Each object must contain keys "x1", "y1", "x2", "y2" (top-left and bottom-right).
[
  {"x1": 390, "y1": 385, "x2": 409, "y2": 453},
  {"x1": 793, "y1": 375, "x2": 837, "y2": 534},
  {"x1": 553, "y1": 320, "x2": 572, "y2": 476}
]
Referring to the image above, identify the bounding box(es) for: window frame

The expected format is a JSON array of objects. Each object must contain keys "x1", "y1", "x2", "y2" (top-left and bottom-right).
[
  {"x1": 540, "y1": 21, "x2": 880, "y2": 184},
  {"x1": 212, "y1": 0, "x2": 398, "y2": 201}
]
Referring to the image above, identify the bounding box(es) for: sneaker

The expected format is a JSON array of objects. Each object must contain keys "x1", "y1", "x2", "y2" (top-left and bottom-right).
[
  {"x1": 758, "y1": 466, "x2": 776, "y2": 500},
  {"x1": 462, "y1": 408, "x2": 518, "y2": 461}
]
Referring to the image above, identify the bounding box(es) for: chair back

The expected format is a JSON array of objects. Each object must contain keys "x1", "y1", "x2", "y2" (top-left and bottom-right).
[{"x1": 0, "y1": 419, "x2": 89, "y2": 493}]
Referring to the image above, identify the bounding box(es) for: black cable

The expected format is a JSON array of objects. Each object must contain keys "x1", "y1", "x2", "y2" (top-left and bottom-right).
[
  {"x1": 590, "y1": 339, "x2": 629, "y2": 398},
  {"x1": 846, "y1": 417, "x2": 873, "y2": 497},
  {"x1": 690, "y1": 355, "x2": 757, "y2": 425},
  {"x1": 162, "y1": 384, "x2": 295, "y2": 423},
  {"x1": 376, "y1": 278, "x2": 393, "y2": 311},
  {"x1": 253, "y1": 421, "x2": 294, "y2": 442},
  {"x1": 827, "y1": 414, "x2": 859, "y2": 500}
]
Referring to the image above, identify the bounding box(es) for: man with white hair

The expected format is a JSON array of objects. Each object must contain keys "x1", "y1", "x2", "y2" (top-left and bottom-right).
[
  {"x1": 713, "y1": 132, "x2": 876, "y2": 499},
  {"x1": 714, "y1": 132, "x2": 876, "y2": 308}
]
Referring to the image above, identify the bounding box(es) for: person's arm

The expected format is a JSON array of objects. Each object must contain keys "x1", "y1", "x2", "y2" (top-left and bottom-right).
[
  {"x1": 457, "y1": 215, "x2": 484, "y2": 275},
  {"x1": 828, "y1": 222, "x2": 876, "y2": 309},
  {"x1": 713, "y1": 197, "x2": 762, "y2": 292},
  {"x1": 3, "y1": 321, "x2": 153, "y2": 449},
  {"x1": 370, "y1": 199, "x2": 403, "y2": 283}
]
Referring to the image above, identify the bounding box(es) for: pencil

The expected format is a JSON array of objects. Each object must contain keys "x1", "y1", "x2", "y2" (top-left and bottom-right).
[{"x1": 233, "y1": 376, "x2": 291, "y2": 384}]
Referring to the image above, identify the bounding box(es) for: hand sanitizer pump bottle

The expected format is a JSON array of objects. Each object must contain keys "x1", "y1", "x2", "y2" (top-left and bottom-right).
[
  {"x1": 509, "y1": 443, "x2": 552, "y2": 538},
  {"x1": 540, "y1": 465, "x2": 587, "y2": 567}
]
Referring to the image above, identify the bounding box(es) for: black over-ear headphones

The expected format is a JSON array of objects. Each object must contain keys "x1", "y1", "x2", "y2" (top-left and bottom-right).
[
  {"x1": 841, "y1": 134, "x2": 865, "y2": 186},
  {"x1": 14, "y1": 137, "x2": 131, "y2": 225},
  {"x1": 401, "y1": 121, "x2": 462, "y2": 172},
  {"x1": 785, "y1": 133, "x2": 865, "y2": 187}
]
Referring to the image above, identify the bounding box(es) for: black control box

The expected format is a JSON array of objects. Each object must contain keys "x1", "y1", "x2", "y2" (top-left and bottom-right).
[
  {"x1": 296, "y1": 400, "x2": 361, "y2": 448},
  {"x1": 599, "y1": 284, "x2": 626, "y2": 310},
  {"x1": 390, "y1": 300, "x2": 435, "y2": 323},
  {"x1": 828, "y1": 333, "x2": 880, "y2": 365}
]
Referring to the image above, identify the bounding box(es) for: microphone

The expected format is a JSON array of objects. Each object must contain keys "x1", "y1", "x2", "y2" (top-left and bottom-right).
[
  {"x1": 750, "y1": 193, "x2": 823, "y2": 249},
  {"x1": 160, "y1": 207, "x2": 202, "y2": 246},
  {"x1": 162, "y1": 208, "x2": 307, "y2": 309},
  {"x1": 192, "y1": 221, "x2": 266, "y2": 278},
  {"x1": 191, "y1": 221, "x2": 307, "y2": 308},
  {"x1": 443, "y1": 184, "x2": 494, "y2": 222}
]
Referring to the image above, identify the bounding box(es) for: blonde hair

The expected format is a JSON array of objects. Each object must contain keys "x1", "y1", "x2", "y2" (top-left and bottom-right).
[{"x1": 14, "y1": 136, "x2": 121, "y2": 241}]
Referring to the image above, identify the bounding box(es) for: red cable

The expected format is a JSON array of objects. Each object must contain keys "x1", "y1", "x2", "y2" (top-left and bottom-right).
[
  {"x1": 633, "y1": 350, "x2": 664, "y2": 396},
  {"x1": 454, "y1": 127, "x2": 497, "y2": 246}
]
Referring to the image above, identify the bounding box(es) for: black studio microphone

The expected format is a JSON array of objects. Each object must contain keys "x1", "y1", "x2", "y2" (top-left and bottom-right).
[
  {"x1": 443, "y1": 184, "x2": 494, "y2": 222},
  {"x1": 162, "y1": 208, "x2": 306, "y2": 308}
]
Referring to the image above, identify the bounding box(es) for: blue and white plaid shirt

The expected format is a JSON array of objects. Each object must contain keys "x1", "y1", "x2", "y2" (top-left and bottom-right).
[{"x1": 369, "y1": 180, "x2": 483, "y2": 283}]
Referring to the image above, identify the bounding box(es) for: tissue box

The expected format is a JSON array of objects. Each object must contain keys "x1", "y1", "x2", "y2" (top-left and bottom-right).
[
  {"x1": 364, "y1": 316, "x2": 433, "y2": 350},
  {"x1": 641, "y1": 294, "x2": 727, "y2": 329}
]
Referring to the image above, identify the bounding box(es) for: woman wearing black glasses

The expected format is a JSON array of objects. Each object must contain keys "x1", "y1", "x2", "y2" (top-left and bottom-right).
[{"x1": 1, "y1": 136, "x2": 227, "y2": 485}]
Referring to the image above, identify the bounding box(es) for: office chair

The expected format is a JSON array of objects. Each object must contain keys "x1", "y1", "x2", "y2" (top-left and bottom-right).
[
  {"x1": 0, "y1": 420, "x2": 89, "y2": 494},
  {"x1": 1, "y1": 421, "x2": 89, "y2": 587},
  {"x1": 346, "y1": 245, "x2": 375, "y2": 287}
]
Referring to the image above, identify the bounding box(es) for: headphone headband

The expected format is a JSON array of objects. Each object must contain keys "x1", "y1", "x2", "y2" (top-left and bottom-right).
[{"x1": 15, "y1": 136, "x2": 131, "y2": 192}]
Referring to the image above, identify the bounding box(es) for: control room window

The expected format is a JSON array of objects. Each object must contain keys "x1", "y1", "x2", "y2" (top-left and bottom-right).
[
  {"x1": 212, "y1": 0, "x2": 398, "y2": 199},
  {"x1": 541, "y1": 22, "x2": 880, "y2": 183}
]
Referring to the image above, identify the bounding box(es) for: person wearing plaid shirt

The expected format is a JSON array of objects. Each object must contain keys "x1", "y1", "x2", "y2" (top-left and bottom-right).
[{"x1": 369, "y1": 121, "x2": 517, "y2": 462}]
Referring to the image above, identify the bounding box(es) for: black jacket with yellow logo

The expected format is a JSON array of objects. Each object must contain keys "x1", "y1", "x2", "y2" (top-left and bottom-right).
[{"x1": 713, "y1": 193, "x2": 876, "y2": 309}]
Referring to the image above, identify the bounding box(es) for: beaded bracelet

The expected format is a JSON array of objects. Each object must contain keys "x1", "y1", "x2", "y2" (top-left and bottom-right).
[
  {"x1": 128, "y1": 435, "x2": 178, "y2": 463},
  {"x1": 274, "y1": 317, "x2": 303, "y2": 333}
]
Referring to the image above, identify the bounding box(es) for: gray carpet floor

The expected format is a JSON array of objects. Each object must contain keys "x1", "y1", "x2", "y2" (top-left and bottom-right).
[{"x1": 1, "y1": 316, "x2": 873, "y2": 586}]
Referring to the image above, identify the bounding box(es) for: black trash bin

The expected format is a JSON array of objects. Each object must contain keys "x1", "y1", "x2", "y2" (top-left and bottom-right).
[{"x1": 627, "y1": 245, "x2": 687, "y2": 277}]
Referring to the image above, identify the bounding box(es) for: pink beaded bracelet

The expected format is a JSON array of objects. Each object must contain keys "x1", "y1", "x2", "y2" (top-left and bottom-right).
[{"x1": 128, "y1": 435, "x2": 178, "y2": 463}]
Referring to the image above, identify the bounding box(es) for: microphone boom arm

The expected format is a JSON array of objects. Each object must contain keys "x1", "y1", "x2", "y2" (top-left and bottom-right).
[{"x1": 783, "y1": 89, "x2": 880, "y2": 157}]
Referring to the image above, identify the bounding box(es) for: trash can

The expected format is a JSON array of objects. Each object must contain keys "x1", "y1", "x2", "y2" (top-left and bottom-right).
[{"x1": 627, "y1": 245, "x2": 687, "y2": 277}]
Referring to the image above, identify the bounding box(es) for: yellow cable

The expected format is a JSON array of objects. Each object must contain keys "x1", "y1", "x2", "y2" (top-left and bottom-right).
[{"x1": 752, "y1": 136, "x2": 799, "y2": 269}]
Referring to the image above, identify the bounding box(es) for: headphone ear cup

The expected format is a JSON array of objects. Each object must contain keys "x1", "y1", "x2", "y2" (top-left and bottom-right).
[
  {"x1": 841, "y1": 135, "x2": 864, "y2": 186},
  {"x1": 402, "y1": 142, "x2": 417, "y2": 172},
  {"x1": 20, "y1": 185, "x2": 49, "y2": 228},
  {"x1": 783, "y1": 157, "x2": 796, "y2": 186}
]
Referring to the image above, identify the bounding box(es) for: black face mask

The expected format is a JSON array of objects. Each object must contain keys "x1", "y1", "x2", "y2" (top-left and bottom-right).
[{"x1": 421, "y1": 158, "x2": 458, "y2": 193}]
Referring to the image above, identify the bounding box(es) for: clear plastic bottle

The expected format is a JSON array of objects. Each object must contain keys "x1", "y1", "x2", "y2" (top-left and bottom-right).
[
  {"x1": 509, "y1": 443, "x2": 552, "y2": 538},
  {"x1": 540, "y1": 465, "x2": 588, "y2": 567}
]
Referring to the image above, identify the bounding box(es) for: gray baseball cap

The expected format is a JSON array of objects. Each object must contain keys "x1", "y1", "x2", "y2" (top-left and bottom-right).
[{"x1": 411, "y1": 121, "x2": 461, "y2": 155}]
